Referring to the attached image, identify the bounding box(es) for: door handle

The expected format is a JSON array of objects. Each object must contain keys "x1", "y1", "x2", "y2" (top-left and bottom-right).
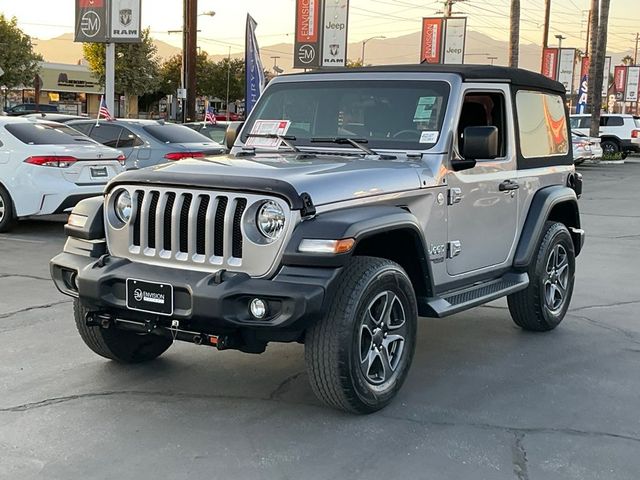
[{"x1": 499, "y1": 179, "x2": 520, "y2": 191}]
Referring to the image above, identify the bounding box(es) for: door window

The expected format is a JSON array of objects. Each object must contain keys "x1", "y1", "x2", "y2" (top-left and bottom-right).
[
  {"x1": 89, "y1": 124, "x2": 123, "y2": 148},
  {"x1": 458, "y1": 92, "x2": 507, "y2": 157},
  {"x1": 515, "y1": 91, "x2": 569, "y2": 158},
  {"x1": 117, "y1": 127, "x2": 144, "y2": 148}
]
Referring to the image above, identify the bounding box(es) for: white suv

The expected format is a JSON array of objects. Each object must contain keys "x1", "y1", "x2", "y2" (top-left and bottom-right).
[
  {"x1": 570, "y1": 113, "x2": 640, "y2": 156},
  {"x1": 0, "y1": 117, "x2": 125, "y2": 232}
]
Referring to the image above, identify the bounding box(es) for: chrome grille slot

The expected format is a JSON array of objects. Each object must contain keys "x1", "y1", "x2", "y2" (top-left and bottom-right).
[{"x1": 108, "y1": 186, "x2": 296, "y2": 277}]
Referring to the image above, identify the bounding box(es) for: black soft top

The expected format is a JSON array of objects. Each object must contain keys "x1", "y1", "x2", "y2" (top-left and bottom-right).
[{"x1": 295, "y1": 64, "x2": 565, "y2": 94}]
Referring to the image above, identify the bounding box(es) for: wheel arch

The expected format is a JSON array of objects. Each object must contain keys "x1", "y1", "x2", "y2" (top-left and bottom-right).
[
  {"x1": 514, "y1": 185, "x2": 583, "y2": 269},
  {"x1": 0, "y1": 181, "x2": 17, "y2": 218}
]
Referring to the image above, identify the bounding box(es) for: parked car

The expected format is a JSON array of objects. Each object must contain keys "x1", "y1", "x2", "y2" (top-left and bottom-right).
[
  {"x1": 0, "y1": 117, "x2": 125, "y2": 232},
  {"x1": 572, "y1": 131, "x2": 603, "y2": 165},
  {"x1": 67, "y1": 119, "x2": 225, "y2": 169},
  {"x1": 24, "y1": 113, "x2": 88, "y2": 123},
  {"x1": 570, "y1": 113, "x2": 640, "y2": 156},
  {"x1": 183, "y1": 121, "x2": 241, "y2": 145},
  {"x1": 214, "y1": 111, "x2": 242, "y2": 122},
  {"x1": 51, "y1": 65, "x2": 584, "y2": 414},
  {"x1": 3, "y1": 103, "x2": 59, "y2": 116}
]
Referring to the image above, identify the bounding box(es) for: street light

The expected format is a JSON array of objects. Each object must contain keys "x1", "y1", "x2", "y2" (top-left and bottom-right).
[
  {"x1": 361, "y1": 36, "x2": 386, "y2": 65},
  {"x1": 487, "y1": 56, "x2": 498, "y2": 65},
  {"x1": 555, "y1": 34, "x2": 566, "y2": 52}
]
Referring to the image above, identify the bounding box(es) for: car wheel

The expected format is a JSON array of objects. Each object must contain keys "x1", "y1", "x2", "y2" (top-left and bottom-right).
[
  {"x1": 0, "y1": 186, "x2": 17, "y2": 233},
  {"x1": 601, "y1": 140, "x2": 619, "y2": 155},
  {"x1": 305, "y1": 257, "x2": 417, "y2": 414},
  {"x1": 507, "y1": 222, "x2": 575, "y2": 332},
  {"x1": 74, "y1": 300, "x2": 172, "y2": 363}
]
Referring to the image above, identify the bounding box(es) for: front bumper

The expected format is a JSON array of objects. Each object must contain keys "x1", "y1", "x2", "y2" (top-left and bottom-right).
[{"x1": 50, "y1": 247, "x2": 337, "y2": 338}]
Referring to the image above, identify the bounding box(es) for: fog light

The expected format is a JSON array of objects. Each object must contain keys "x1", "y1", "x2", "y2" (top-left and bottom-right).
[{"x1": 249, "y1": 298, "x2": 267, "y2": 319}]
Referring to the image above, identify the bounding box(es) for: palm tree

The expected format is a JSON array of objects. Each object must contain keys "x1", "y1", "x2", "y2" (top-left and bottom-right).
[
  {"x1": 587, "y1": 0, "x2": 599, "y2": 112},
  {"x1": 509, "y1": 0, "x2": 520, "y2": 67},
  {"x1": 590, "y1": 0, "x2": 610, "y2": 138},
  {"x1": 621, "y1": 55, "x2": 634, "y2": 66}
]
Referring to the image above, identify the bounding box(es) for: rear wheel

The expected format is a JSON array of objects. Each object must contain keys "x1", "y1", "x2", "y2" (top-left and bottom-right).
[
  {"x1": 305, "y1": 257, "x2": 417, "y2": 414},
  {"x1": 0, "y1": 186, "x2": 17, "y2": 233},
  {"x1": 74, "y1": 300, "x2": 172, "y2": 363},
  {"x1": 507, "y1": 222, "x2": 575, "y2": 332},
  {"x1": 601, "y1": 139, "x2": 619, "y2": 155}
]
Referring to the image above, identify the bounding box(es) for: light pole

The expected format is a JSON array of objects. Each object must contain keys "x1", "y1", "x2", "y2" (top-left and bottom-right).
[
  {"x1": 361, "y1": 36, "x2": 386, "y2": 65},
  {"x1": 555, "y1": 34, "x2": 566, "y2": 52},
  {"x1": 488, "y1": 56, "x2": 498, "y2": 65},
  {"x1": 271, "y1": 56, "x2": 281, "y2": 75}
]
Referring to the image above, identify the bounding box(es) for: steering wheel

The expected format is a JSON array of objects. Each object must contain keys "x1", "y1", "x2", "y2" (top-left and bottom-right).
[{"x1": 393, "y1": 129, "x2": 421, "y2": 140}]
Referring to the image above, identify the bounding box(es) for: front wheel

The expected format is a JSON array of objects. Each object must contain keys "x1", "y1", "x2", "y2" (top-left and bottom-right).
[
  {"x1": 305, "y1": 257, "x2": 417, "y2": 414},
  {"x1": 0, "y1": 186, "x2": 17, "y2": 233},
  {"x1": 507, "y1": 222, "x2": 576, "y2": 331},
  {"x1": 74, "y1": 300, "x2": 172, "y2": 363}
]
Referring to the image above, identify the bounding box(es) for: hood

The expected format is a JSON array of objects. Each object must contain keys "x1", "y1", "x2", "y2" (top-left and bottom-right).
[{"x1": 112, "y1": 153, "x2": 423, "y2": 206}]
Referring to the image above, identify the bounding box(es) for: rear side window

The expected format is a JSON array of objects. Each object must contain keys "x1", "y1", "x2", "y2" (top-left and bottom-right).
[
  {"x1": 601, "y1": 116, "x2": 624, "y2": 127},
  {"x1": 143, "y1": 124, "x2": 212, "y2": 143},
  {"x1": 70, "y1": 123, "x2": 93, "y2": 135},
  {"x1": 89, "y1": 124, "x2": 123, "y2": 148},
  {"x1": 516, "y1": 91, "x2": 569, "y2": 158},
  {"x1": 5, "y1": 123, "x2": 78, "y2": 145},
  {"x1": 117, "y1": 127, "x2": 144, "y2": 148}
]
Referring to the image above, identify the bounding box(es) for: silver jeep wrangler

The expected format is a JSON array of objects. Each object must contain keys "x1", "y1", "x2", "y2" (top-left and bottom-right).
[{"x1": 51, "y1": 65, "x2": 584, "y2": 414}]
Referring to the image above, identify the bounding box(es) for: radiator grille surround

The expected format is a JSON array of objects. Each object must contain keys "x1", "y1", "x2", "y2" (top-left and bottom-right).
[{"x1": 106, "y1": 186, "x2": 296, "y2": 277}]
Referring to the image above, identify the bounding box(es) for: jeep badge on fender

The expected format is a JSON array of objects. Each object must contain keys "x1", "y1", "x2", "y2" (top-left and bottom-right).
[{"x1": 51, "y1": 64, "x2": 584, "y2": 414}]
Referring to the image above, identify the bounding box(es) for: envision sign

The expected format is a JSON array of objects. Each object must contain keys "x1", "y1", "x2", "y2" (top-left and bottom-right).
[{"x1": 74, "y1": 0, "x2": 141, "y2": 43}]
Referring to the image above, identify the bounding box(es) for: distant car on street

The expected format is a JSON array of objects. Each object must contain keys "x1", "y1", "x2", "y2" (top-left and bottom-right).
[
  {"x1": 214, "y1": 111, "x2": 242, "y2": 122},
  {"x1": 0, "y1": 116, "x2": 125, "y2": 232},
  {"x1": 572, "y1": 131, "x2": 603, "y2": 165},
  {"x1": 570, "y1": 113, "x2": 640, "y2": 157},
  {"x1": 67, "y1": 119, "x2": 225, "y2": 169},
  {"x1": 3, "y1": 103, "x2": 59, "y2": 116}
]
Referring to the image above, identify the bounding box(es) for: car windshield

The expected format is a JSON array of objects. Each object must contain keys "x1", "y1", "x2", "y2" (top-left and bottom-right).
[
  {"x1": 242, "y1": 80, "x2": 450, "y2": 151},
  {"x1": 143, "y1": 124, "x2": 212, "y2": 143},
  {"x1": 5, "y1": 122, "x2": 87, "y2": 145}
]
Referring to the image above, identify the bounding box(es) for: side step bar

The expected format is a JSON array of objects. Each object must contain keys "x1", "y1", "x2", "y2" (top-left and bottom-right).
[{"x1": 420, "y1": 272, "x2": 529, "y2": 318}]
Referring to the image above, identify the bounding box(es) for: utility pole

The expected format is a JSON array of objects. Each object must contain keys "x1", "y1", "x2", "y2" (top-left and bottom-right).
[
  {"x1": 488, "y1": 56, "x2": 498, "y2": 65},
  {"x1": 542, "y1": 0, "x2": 551, "y2": 48},
  {"x1": 184, "y1": 0, "x2": 198, "y2": 122},
  {"x1": 590, "y1": 0, "x2": 610, "y2": 137},
  {"x1": 509, "y1": 0, "x2": 520, "y2": 68},
  {"x1": 442, "y1": 0, "x2": 465, "y2": 18}
]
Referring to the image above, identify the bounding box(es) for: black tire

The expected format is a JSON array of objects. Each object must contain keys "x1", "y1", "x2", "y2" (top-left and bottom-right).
[
  {"x1": 74, "y1": 300, "x2": 172, "y2": 363},
  {"x1": 304, "y1": 257, "x2": 417, "y2": 414},
  {"x1": 574, "y1": 158, "x2": 585, "y2": 166},
  {"x1": 601, "y1": 139, "x2": 619, "y2": 155},
  {"x1": 0, "y1": 186, "x2": 17, "y2": 233},
  {"x1": 507, "y1": 222, "x2": 575, "y2": 332}
]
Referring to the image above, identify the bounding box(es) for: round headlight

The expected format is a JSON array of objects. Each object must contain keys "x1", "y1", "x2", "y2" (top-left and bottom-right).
[
  {"x1": 114, "y1": 190, "x2": 132, "y2": 223},
  {"x1": 256, "y1": 201, "x2": 286, "y2": 240}
]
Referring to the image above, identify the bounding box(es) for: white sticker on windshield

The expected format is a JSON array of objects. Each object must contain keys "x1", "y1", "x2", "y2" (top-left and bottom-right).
[
  {"x1": 246, "y1": 120, "x2": 291, "y2": 149},
  {"x1": 419, "y1": 131, "x2": 439, "y2": 144}
]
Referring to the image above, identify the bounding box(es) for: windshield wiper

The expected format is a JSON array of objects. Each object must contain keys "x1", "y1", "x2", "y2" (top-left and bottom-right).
[
  {"x1": 245, "y1": 133, "x2": 300, "y2": 152},
  {"x1": 311, "y1": 137, "x2": 376, "y2": 155}
]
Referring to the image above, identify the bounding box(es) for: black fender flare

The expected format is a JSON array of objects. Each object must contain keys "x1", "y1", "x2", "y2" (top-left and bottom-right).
[
  {"x1": 64, "y1": 196, "x2": 105, "y2": 240},
  {"x1": 513, "y1": 185, "x2": 582, "y2": 268}
]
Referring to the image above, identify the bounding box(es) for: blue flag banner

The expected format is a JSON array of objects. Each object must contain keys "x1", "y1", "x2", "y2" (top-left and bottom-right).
[
  {"x1": 576, "y1": 74, "x2": 588, "y2": 114},
  {"x1": 245, "y1": 14, "x2": 266, "y2": 116}
]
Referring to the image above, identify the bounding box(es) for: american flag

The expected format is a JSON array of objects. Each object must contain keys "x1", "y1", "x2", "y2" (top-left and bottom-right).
[
  {"x1": 205, "y1": 106, "x2": 217, "y2": 125},
  {"x1": 98, "y1": 95, "x2": 113, "y2": 121}
]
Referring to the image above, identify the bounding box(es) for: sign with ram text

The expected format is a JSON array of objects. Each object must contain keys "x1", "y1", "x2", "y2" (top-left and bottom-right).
[{"x1": 321, "y1": 0, "x2": 349, "y2": 67}]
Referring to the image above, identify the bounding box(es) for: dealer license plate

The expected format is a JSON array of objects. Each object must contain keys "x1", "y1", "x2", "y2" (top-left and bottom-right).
[{"x1": 126, "y1": 278, "x2": 173, "y2": 316}]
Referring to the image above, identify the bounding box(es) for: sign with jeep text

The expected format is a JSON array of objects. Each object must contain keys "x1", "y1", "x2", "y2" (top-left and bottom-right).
[
  {"x1": 557, "y1": 48, "x2": 576, "y2": 93},
  {"x1": 294, "y1": 0, "x2": 323, "y2": 68},
  {"x1": 321, "y1": 0, "x2": 349, "y2": 67},
  {"x1": 541, "y1": 48, "x2": 558, "y2": 80},
  {"x1": 420, "y1": 18, "x2": 444, "y2": 64},
  {"x1": 624, "y1": 66, "x2": 640, "y2": 102},
  {"x1": 109, "y1": 0, "x2": 142, "y2": 42},
  {"x1": 442, "y1": 17, "x2": 466, "y2": 65},
  {"x1": 75, "y1": 0, "x2": 108, "y2": 43}
]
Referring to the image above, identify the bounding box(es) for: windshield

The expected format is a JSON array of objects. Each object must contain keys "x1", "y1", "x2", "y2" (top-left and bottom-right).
[
  {"x1": 242, "y1": 80, "x2": 450, "y2": 151},
  {"x1": 143, "y1": 124, "x2": 213, "y2": 144}
]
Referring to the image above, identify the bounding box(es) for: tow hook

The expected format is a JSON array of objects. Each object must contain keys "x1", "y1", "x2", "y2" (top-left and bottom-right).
[{"x1": 86, "y1": 312, "x2": 114, "y2": 328}]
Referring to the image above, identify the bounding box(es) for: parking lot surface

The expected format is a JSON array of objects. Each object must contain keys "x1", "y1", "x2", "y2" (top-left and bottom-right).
[{"x1": 1, "y1": 161, "x2": 639, "y2": 480}]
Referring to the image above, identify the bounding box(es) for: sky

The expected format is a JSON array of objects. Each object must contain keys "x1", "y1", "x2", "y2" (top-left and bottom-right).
[{"x1": 1, "y1": 0, "x2": 639, "y2": 57}]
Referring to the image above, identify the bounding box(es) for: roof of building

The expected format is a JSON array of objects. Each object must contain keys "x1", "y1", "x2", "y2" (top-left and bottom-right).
[{"x1": 294, "y1": 64, "x2": 566, "y2": 94}]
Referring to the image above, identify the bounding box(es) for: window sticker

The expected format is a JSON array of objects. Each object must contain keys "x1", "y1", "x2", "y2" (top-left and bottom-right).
[
  {"x1": 419, "y1": 131, "x2": 439, "y2": 144},
  {"x1": 246, "y1": 120, "x2": 291, "y2": 148},
  {"x1": 414, "y1": 96, "x2": 437, "y2": 122}
]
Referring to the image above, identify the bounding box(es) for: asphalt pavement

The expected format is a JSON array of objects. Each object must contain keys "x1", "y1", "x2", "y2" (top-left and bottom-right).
[{"x1": 1, "y1": 161, "x2": 639, "y2": 480}]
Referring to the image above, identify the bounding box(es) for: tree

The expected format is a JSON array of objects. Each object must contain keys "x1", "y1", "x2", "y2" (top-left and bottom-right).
[
  {"x1": 83, "y1": 28, "x2": 159, "y2": 115},
  {"x1": 0, "y1": 15, "x2": 42, "y2": 106},
  {"x1": 509, "y1": 0, "x2": 520, "y2": 67},
  {"x1": 590, "y1": 0, "x2": 610, "y2": 138},
  {"x1": 586, "y1": 0, "x2": 599, "y2": 113},
  {"x1": 621, "y1": 55, "x2": 634, "y2": 66},
  {"x1": 158, "y1": 52, "x2": 214, "y2": 97}
]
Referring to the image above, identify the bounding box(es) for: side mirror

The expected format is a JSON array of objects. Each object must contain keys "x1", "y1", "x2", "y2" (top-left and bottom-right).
[
  {"x1": 453, "y1": 126, "x2": 499, "y2": 172},
  {"x1": 224, "y1": 122, "x2": 244, "y2": 150}
]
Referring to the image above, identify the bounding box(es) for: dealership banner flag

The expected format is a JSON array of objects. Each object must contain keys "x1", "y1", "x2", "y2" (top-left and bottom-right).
[
  {"x1": 576, "y1": 56, "x2": 589, "y2": 114},
  {"x1": 294, "y1": 0, "x2": 322, "y2": 68},
  {"x1": 245, "y1": 14, "x2": 266, "y2": 116},
  {"x1": 603, "y1": 56, "x2": 611, "y2": 96},
  {"x1": 321, "y1": 0, "x2": 349, "y2": 67},
  {"x1": 557, "y1": 48, "x2": 576, "y2": 94},
  {"x1": 541, "y1": 48, "x2": 559, "y2": 80},
  {"x1": 624, "y1": 66, "x2": 640, "y2": 102},
  {"x1": 420, "y1": 18, "x2": 444, "y2": 64},
  {"x1": 75, "y1": 0, "x2": 108, "y2": 43},
  {"x1": 442, "y1": 17, "x2": 466, "y2": 64}
]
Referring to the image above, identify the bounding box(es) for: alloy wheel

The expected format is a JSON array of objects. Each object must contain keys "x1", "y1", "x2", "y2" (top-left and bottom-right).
[
  {"x1": 358, "y1": 291, "x2": 407, "y2": 386},
  {"x1": 544, "y1": 244, "x2": 569, "y2": 313},
  {"x1": 0, "y1": 196, "x2": 5, "y2": 222}
]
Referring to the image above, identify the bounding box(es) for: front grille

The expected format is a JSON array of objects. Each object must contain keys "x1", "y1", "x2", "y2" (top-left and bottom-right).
[{"x1": 130, "y1": 189, "x2": 247, "y2": 265}]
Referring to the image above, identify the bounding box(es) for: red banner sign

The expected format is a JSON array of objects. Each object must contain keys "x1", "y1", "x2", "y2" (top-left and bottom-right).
[
  {"x1": 296, "y1": 0, "x2": 320, "y2": 42},
  {"x1": 541, "y1": 48, "x2": 559, "y2": 80},
  {"x1": 580, "y1": 56, "x2": 590, "y2": 78},
  {"x1": 421, "y1": 18, "x2": 443, "y2": 64},
  {"x1": 614, "y1": 65, "x2": 627, "y2": 93},
  {"x1": 78, "y1": 0, "x2": 104, "y2": 7}
]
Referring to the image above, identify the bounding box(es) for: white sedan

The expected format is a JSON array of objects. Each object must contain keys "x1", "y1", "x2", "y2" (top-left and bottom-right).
[{"x1": 0, "y1": 117, "x2": 125, "y2": 232}]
